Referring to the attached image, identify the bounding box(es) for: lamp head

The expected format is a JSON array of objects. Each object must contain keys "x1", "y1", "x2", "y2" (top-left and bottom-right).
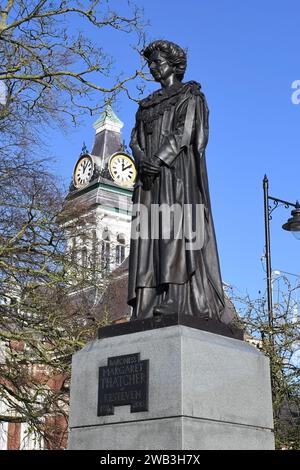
[{"x1": 282, "y1": 202, "x2": 300, "y2": 239}]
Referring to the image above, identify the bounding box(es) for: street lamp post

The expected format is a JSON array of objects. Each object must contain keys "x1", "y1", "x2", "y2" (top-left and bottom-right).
[{"x1": 263, "y1": 175, "x2": 300, "y2": 344}]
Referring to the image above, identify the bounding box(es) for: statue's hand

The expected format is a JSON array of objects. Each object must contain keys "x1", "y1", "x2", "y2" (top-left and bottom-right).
[{"x1": 140, "y1": 156, "x2": 162, "y2": 178}]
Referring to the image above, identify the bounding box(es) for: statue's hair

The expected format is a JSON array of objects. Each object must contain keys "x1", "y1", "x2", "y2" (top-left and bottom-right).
[{"x1": 143, "y1": 40, "x2": 187, "y2": 82}]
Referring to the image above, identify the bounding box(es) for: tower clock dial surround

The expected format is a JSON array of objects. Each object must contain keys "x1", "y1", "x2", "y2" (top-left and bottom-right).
[
  {"x1": 108, "y1": 152, "x2": 136, "y2": 188},
  {"x1": 73, "y1": 154, "x2": 94, "y2": 189}
]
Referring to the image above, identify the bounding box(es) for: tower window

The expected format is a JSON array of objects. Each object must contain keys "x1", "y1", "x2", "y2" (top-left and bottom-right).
[
  {"x1": 101, "y1": 229, "x2": 111, "y2": 273},
  {"x1": 91, "y1": 230, "x2": 97, "y2": 272},
  {"x1": 81, "y1": 247, "x2": 88, "y2": 268},
  {"x1": 116, "y1": 234, "x2": 125, "y2": 265}
]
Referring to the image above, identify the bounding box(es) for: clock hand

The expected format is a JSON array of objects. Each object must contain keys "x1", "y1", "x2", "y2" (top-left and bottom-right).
[{"x1": 122, "y1": 164, "x2": 132, "y2": 171}]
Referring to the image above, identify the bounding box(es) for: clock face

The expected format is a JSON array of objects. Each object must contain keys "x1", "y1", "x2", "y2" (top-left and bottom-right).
[
  {"x1": 108, "y1": 153, "x2": 136, "y2": 187},
  {"x1": 73, "y1": 155, "x2": 94, "y2": 188}
]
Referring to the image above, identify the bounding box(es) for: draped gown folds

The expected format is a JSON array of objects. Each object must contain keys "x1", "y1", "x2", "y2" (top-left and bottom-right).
[{"x1": 128, "y1": 81, "x2": 231, "y2": 324}]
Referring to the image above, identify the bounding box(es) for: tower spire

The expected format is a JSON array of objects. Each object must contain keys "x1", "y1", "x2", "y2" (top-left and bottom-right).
[{"x1": 90, "y1": 104, "x2": 124, "y2": 166}]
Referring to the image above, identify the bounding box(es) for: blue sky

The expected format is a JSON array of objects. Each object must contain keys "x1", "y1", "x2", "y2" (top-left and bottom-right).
[{"x1": 50, "y1": 0, "x2": 300, "y2": 297}]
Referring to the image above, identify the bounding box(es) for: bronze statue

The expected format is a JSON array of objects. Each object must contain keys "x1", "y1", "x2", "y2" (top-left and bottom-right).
[{"x1": 128, "y1": 40, "x2": 232, "y2": 325}]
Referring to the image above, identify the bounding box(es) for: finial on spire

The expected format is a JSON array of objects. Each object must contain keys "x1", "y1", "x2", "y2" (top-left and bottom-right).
[
  {"x1": 121, "y1": 139, "x2": 129, "y2": 153},
  {"x1": 81, "y1": 142, "x2": 88, "y2": 155}
]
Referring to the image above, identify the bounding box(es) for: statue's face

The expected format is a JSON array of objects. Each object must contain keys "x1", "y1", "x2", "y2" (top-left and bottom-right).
[{"x1": 147, "y1": 51, "x2": 175, "y2": 83}]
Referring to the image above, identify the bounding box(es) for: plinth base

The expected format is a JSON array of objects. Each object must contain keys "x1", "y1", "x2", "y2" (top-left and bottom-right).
[
  {"x1": 98, "y1": 313, "x2": 244, "y2": 341},
  {"x1": 68, "y1": 326, "x2": 274, "y2": 450}
]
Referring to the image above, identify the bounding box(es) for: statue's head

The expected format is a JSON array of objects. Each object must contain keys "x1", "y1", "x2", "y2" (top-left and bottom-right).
[{"x1": 143, "y1": 40, "x2": 187, "y2": 82}]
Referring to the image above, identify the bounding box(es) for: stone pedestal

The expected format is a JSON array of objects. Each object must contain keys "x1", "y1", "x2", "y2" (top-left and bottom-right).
[{"x1": 68, "y1": 325, "x2": 274, "y2": 450}]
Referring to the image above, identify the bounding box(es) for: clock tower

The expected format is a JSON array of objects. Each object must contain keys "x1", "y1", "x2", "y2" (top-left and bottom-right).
[
  {"x1": 71, "y1": 104, "x2": 136, "y2": 191},
  {"x1": 63, "y1": 105, "x2": 135, "y2": 312}
]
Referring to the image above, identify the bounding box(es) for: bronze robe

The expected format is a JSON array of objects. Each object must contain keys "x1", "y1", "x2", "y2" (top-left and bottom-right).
[{"x1": 128, "y1": 81, "x2": 229, "y2": 323}]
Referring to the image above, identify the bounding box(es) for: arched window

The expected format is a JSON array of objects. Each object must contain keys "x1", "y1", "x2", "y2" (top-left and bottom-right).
[
  {"x1": 116, "y1": 234, "x2": 126, "y2": 265},
  {"x1": 91, "y1": 230, "x2": 97, "y2": 272},
  {"x1": 101, "y1": 229, "x2": 111, "y2": 272}
]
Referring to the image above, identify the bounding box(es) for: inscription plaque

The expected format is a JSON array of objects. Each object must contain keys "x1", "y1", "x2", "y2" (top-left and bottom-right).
[{"x1": 97, "y1": 353, "x2": 149, "y2": 416}]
